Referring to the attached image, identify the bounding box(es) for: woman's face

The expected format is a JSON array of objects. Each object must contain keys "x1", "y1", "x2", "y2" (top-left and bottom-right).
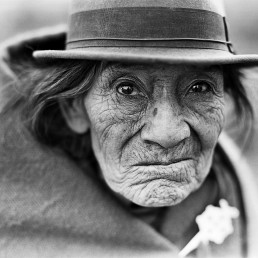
[{"x1": 80, "y1": 63, "x2": 225, "y2": 207}]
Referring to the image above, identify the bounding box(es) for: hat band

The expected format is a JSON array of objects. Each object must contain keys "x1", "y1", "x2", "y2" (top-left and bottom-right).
[
  {"x1": 67, "y1": 39, "x2": 230, "y2": 52},
  {"x1": 67, "y1": 7, "x2": 231, "y2": 51}
]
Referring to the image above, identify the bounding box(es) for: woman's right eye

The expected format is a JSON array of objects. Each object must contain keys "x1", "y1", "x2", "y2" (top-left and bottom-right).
[{"x1": 116, "y1": 82, "x2": 143, "y2": 96}]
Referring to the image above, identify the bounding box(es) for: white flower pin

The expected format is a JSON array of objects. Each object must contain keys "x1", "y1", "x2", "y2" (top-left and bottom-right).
[{"x1": 179, "y1": 199, "x2": 240, "y2": 257}]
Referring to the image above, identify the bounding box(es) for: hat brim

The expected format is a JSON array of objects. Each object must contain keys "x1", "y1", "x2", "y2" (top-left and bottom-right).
[{"x1": 33, "y1": 48, "x2": 258, "y2": 65}]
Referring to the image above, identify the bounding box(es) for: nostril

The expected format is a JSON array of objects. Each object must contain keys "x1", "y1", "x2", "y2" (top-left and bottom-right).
[
  {"x1": 144, "y1": 139, "x2": 164, "y2": 149},
  {"x1": 145, "y1": 139, "x2": 153, "y2": 145}
]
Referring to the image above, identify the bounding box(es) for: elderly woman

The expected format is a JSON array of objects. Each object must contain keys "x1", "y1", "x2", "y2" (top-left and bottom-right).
[{"x1": 1, "y1": 0, "x2": 258, "y2": 257}]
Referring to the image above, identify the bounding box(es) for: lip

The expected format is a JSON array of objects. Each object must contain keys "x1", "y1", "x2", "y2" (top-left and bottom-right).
[
  {"x1": 133, "y1": 158, "x2": 192, "y2": 167},
  {"x1": 130, "y1": 159, "x2": 194, "y2": 184}
]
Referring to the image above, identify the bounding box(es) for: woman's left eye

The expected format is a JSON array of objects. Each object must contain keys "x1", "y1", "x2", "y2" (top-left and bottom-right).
[
  {"x1": 188, "y1": 82, "x2": 213, "y2": 94},
  {"x1": 116, "y1": 83, "x2": 142, "y2": 96}
]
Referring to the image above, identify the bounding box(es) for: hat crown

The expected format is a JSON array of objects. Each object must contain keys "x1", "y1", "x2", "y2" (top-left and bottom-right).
[
  {"x1": 66, "y1": 0, "x2": 232, "y2": 54},
  {"x1": 71, "y1": 0, "x2": 225, "y2": 16}
]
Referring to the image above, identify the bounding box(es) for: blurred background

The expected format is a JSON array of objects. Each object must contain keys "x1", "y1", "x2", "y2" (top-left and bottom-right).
[
  {"x1": 0, "y1": 0, "x2": 68, "y2": 41},
  {"x1": 0, "y1": 0, "x2": 258, "y2": 175},
  {"x1": 1, "y1": 0, "x2": 258, "y2": 53}
]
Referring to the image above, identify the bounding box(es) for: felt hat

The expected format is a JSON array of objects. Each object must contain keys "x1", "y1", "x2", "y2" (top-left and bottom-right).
[{"x1": 33, "y1": 0, "x2": 258, "y2": 65}]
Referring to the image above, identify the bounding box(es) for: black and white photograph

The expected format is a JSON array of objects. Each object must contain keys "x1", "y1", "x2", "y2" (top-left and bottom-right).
[{"x1": 1, "y1": 0, "x2": 258, "y2": 257}]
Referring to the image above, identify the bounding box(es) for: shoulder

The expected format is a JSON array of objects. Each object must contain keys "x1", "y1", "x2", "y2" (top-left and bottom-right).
[
  {"x1": 218, "y1": 132, "x2": 257, "y2": 193},
  {"x1": 218, "y1": 132, "x2": 254, "y2": 179},
  {"x1": 219, "y1": 132, "x2": 258, "y2": 255}
]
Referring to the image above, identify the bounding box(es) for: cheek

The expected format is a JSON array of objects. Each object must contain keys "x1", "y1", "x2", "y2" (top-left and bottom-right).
[
  {"x1": 83, "y1": 87, "x2": 145, "y2": 175},
  {"x1": 85, "y1": 99, "x2": 144, "y2": 153},
  {"x1": 186, "y1": 97, "x2": 225, "y2": 150},
  {"x1": 182, "y1": 96, "x2": 225, "y2": 184}
]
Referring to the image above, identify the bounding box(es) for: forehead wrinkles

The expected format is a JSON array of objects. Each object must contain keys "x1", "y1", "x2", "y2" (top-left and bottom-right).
[
  {"x1": 101, "y1": 63, "x2": 151, "y2": 83},
  {"x1": 100, "y1": 63, "x2": 223, "y2": 88}
]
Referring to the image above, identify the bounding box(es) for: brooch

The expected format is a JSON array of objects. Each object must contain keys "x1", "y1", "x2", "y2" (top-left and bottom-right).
[{"x1": 179, "y1": 199, "x2": 240, "y2": 257}]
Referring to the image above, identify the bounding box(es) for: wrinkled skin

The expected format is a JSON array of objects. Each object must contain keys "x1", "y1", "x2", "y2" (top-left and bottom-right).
[{"x1": 82, "y1": 63, "x2": 225, "y2": 207}]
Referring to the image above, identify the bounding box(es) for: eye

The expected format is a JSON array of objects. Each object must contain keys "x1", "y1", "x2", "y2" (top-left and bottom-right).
[
  {"x1": 116, "y1": 82, "x2": 143, "y2": 96},
  {"x1": 188, "y1": 81, "x2": 213, "y2": 94}
]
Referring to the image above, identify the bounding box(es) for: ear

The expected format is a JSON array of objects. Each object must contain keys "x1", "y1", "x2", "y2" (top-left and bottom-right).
[{"x1": 60, "y1": 99, "x2": 90, "y2": 134}]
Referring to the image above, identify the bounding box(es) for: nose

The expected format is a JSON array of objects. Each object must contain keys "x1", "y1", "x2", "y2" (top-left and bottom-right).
[{"x1": 141, "y1": 102, "x2": 191, "y2": 149}]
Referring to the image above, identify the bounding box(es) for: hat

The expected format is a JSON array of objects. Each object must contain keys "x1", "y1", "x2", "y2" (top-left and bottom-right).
[{"x1": 33, "y1": 0, "x2": 258, "y2": 65}]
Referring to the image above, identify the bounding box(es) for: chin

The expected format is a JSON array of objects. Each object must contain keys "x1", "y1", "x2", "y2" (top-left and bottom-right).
[{"x1": 128, "y1": 179, "x2": 198, "y2": 208}]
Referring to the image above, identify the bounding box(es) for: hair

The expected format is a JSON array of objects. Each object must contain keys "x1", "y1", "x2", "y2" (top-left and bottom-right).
[
  {"x1": 1, "y1": 59, "x2": 254, "y2": 163},
  {"x1": 223, "y1": 65, "x2": 254, "y2": 147},
  {"x1": 2, "y1": 59, "x2": 106, "y2": 166}
]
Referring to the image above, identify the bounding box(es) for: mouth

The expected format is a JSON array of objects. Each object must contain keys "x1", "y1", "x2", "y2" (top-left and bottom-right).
[
  {"x1": 130, "y1": 158, "x2": 194, "y2": 184},
  {"x1": 133, "y1": 158, "x2": 192, "y2": 167}
]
